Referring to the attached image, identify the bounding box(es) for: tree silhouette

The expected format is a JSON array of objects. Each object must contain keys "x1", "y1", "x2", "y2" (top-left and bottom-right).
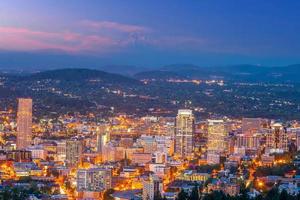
[
  {"x1": 279, "y1": 190, "x2": 289, "y2": 200},
  {"x1": 189, "y1": 186, "x2": 200, "y2": 200},
  {"x1": 176, "y1": 190, "x2": 189, "y2": 200},
  {"x1": 265, "y1": 187, "x2": 279, "y2": 200}
]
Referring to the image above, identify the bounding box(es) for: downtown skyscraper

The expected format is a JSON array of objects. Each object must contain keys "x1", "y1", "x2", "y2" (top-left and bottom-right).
[
  {"x1": 174, "y1": 109, "x2": 195, "y2": 158},
  {"x1": 66, "y1": 139, "x2": 82, "y2": 166},
  {"x1": 206, "y1": 119, "x2": 227, "y2": 164},
  {"x1": 16, "y1": 98, "x2": 33, "y2": 150}
]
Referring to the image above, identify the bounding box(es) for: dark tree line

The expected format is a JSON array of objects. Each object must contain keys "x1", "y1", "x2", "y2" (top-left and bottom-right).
[{"x1": 174, "y1": 187, "x2": 300, "y2": 200}]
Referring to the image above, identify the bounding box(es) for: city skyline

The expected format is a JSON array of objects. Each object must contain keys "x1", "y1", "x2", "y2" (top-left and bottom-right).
[{"x1": 1, "y1": 1, "x2": 300, "y2": 200}]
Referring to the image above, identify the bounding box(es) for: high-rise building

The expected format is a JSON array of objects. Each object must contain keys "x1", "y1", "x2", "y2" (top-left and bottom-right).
[
  {"x1": 56, "y1": 140, "x2": 67, "y2": 162},
  {"x1": 102, "y1": 144, "x2": 125, "y2": 162},
  {"x1": 96, "y1": 127, "x2": 110, "y2": 154},
  {"x1": 235, "y1": 134, "x2": 260, "y2": 150},
  {"x1": 77, "y1": 168, "x2": 112, "y2": 192},
  {"x1": 17, "y1": 98, "x2": 33, "y2": 150},
  {"x1": 207, "y1": 120, "x2": 227, "y2": 153},
  {"x1": 174, "y1": 109, "x2": 195, "y2": 158},
  {"x1": 266, "y1": 123, "x2": 288, "y2": 153},
  {"x1": 242, "y1": 118, "x2": 262, "y2": 136},
  {"x1": 297, "y1": 131, "x2": 300, "y2": 151},
  {"x1": 96, "y1": 128, "x2": 110, "y2": 161},
  {"x1": 142, "y1": 174, "x2": 163, "y2": 200},
  {"x1": 66, "y1": 139, "x2": 82, "y2": 166}
]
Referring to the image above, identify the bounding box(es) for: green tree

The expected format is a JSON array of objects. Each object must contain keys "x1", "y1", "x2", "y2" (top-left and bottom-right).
[
  {"x1": 297, "y1": 192, "x2": 300, "y2": 200},
  {"x1": 203, "y1": 191, "x2": 228, "y2": 200},
  {"x1": 254, "y1": 195, "x2": 263, "y2": 200},
  {"x1": 238, "y1": 183, "x2": 249, "y2": 200}
]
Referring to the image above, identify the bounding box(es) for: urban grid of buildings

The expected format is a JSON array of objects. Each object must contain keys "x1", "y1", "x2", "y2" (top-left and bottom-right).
[{"x1": 1, "y1": 98, "x2": 300, "y2": 199}]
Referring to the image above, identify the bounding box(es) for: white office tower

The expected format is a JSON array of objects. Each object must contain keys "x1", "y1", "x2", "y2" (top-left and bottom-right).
[
  {"x1": 96, "y1": 128, "x2": 110, "y2": 155},
  {"x1": 174, "y1": 109, "x2": 195, "y2": 158},
  {"x1": 142, "y1": 174, "x2": 163, "y2": 200}
]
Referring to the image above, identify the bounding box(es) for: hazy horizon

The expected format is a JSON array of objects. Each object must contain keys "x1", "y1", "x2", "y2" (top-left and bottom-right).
[{"x1": 1, "y1": 0, "x2": 300, "y2": 69}]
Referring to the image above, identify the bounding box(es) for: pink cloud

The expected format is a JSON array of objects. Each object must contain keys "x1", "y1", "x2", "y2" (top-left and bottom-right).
[
  {"x1": 80, "y1": 20, "x2": 150, "y2": 33},
  {"x1": 0, "y1": 26, "x2": 119, "y2": 53},
  {"x1": 0, "y1": 23, "x2": 207, "y2": 54}
]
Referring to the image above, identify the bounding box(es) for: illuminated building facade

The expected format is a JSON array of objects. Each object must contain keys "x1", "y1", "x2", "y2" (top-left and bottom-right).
[
  {"x1": 235, "y1": 134, "x2": 260, "y2": 150},
  {"x1": 142, "y1": 174, "x2": 163, "y2": 200},
  {"x1": 17, "y1": 98, "x2": 33, "y2": 150},
  {"x1": 242, "y1": 118, "x2": 262, "y2": 135},
  {"x1": 27, "y1": 145, "x2": 47, "y2": 160},
  {"x1": 174, "y1": 109, "x2": 195, "y2": 158},
  {"x1": 56, "y1": 140, "x2": 66, "y2": 162},
  {"x1": 137, "y1": 135, "x2": 157, "y2": 154},
  {"x1": 207, "y1": 120, "x2": 227, "y2": 153},
  {"x1": 266, "y1": 123, "x2": 288, "y2": 153},
  {"x1": 7, "y1": 150, "x2": 32, "y2": 162},
  {"x1": 77, "y1": 168, "x2": 112, "y2": 192},
  {"x1": 297, "y1": 131, "x2": 300, "y2": 151},
  {"x1": 66, "y1": 139, "x2": 82, "y2": 166},
  {"x1": 96, "y1": 128, "x2": 110, "y2": 156}
]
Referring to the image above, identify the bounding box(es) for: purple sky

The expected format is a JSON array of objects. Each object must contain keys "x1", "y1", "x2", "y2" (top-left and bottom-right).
[{"x1": 1, "y1": 0, "x2": 300, "y2": 67}]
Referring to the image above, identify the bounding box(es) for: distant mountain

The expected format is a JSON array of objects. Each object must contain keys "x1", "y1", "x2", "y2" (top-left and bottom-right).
[
  {"x1": 159, "y1": 64, "x2": 202, "y2": 71},
  {"x1": 134, "y1": 70, "x2": 187, "y2": 80},
  {"x1": 134, "y1": 64, "x2": 220, "y2": 80},
  {"x1": 135, "y1": 64, "x2": 300, "y2": 82},
  {"x1": 20, "y1": 68, "x2": 141, "y2": 85},
  {"x1": 1, "y1": 67, "x2": 300, "y2": 120},
  {"x1": 0, "y1": 68, "x2": 143, "y2": 117},
  {"x1": 98, "y1": 65, "x2": 149, "y2": 76}
]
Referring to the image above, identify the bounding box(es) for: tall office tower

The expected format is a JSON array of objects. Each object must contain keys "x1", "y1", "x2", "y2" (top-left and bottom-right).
[
  {"x1": 56, "y1": 140, "x2": 67, "y2": 162},
  {"x1": 297, "y1": 131, "x2": 300, "y2": 151},
  {"x1": 96, "y1": 128, "x2": 110, "y2": 155},
  {"x1": 77, "y1": 168, "x2": 112, "y2": 192},
  {"x1": 266, "y1": 123, "x2": 288, "y2": 153},
  {"x1": 96, "y1": 131, "x2": 103, "y2": 154},
  {"x1": 17, "y1": 98, "x2": 33, "y2": 150},
  {"x1": 174, "y1": 109, "x2": 195, "y2": 158},
  {"x1": 242, "y1": 118, "x2": 262, "y2": 135},
  {"x1": 66, "y1": 139, "x2": 82, "y2": 166},
  {"x1": 142, "y1": 174, "x2": 163, "y2": 200},
  {"x1": 206, "y1": 120, "x2": 227, "y2": 164},
  {"x1": 207, "y1": 120, "x2": 227, "y2": 152}
]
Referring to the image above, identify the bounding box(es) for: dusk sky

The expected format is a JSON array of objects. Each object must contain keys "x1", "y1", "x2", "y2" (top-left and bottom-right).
[{"x1": 1, "y1": 0, "x2": 300, "y2": 67}]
